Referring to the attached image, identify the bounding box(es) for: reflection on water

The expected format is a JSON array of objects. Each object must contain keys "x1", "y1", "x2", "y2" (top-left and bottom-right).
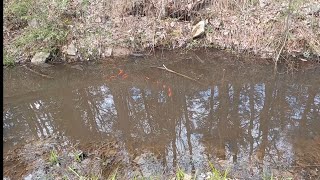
[{"x1": 3, "y1": 51, "x2": 320, "y2": 178}]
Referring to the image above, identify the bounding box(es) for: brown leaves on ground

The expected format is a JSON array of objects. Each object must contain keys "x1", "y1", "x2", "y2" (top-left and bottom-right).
[{"x1": 3, "y1": 0, "x2": 320, "y2": 63}]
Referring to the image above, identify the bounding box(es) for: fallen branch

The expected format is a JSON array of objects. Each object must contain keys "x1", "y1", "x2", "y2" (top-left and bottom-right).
[
  {"x1": 68, "y1": 166, "x2": 81, "y2": 178},
  {"x1": 152, "y1": 64, "x2": 205, "y2": 85},
  {"x1": 194, "y1": 54, "x2": 204, "y2": 63},
  {"x1": 23, "y1": 65, "x2": 54, "y2": 79}
]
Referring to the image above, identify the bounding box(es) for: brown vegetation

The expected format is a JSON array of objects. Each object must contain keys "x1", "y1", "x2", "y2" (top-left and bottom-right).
[{"x1": 3, "y1": 0, "x2": 320, "y2": 65}]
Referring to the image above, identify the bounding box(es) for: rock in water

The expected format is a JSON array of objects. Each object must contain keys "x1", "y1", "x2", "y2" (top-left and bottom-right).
[
  {"x1": 31, "y1": 52, "x2": 50, "y2": 65},
  {"x1": 192, "y1": 20, "x2": 206, "y2": 39}
]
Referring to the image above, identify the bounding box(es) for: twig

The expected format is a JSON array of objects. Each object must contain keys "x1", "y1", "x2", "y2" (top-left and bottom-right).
[
  {"x1": 68, "y1": 166, "x2": 81, "y2": 178},
  {"x1": 274, "y1": 0, "x2": 292, "y2": 70},
  {"x1": 152, "y1": 64, "x2": 205, "y2": 85},
  {"x1": 23, "y1": 65, "x2": 54, "y2": 79},
  {"x1": 275, "y1": 33, "x2": 288, "y2": 64},
  {"x1": 194, "y1": 54, "x2": 204, "y2": 63}
]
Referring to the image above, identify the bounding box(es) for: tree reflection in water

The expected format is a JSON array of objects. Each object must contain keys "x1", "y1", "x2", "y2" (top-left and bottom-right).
[{"x1": 3, "y1": 59, "x2": 320, "y2": 178}]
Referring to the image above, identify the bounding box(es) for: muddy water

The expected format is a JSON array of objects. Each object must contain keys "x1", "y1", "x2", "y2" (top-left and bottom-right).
[{"x1": 3, "y1": 50, "x2": 320, "y2": 178}]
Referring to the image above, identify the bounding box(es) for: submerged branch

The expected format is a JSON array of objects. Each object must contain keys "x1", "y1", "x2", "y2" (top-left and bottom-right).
[
  {"x1": 22, "y1": 65, "x2": 54, "y2": 79},
  {"x1": 152, "y1": 64, "x2": 205, "y2": 85}
]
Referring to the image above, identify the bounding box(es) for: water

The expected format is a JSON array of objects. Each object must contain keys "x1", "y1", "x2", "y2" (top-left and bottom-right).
[{"x1": 3, "y1": 50, "x2": 320, "y2": 178}]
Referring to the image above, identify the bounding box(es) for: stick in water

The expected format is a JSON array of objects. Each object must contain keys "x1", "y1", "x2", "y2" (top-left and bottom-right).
[
  {"x1": 154, "y1": 64, "x2": 205, "y2": 85},
  {"x1": 23, "y1": 65, "x2": 54, "y2": 79}
]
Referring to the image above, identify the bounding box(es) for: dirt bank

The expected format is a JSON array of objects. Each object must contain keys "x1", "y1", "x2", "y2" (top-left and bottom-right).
[
  {"x1": 4, "y1": 135, "x2": 320, "y2": 179},
  {"x1": 4, "y1": 136, "x2": 130, "y2": 179},
  {"x1": 3, "y1": 0, "x2": 320, "y2": 66}
]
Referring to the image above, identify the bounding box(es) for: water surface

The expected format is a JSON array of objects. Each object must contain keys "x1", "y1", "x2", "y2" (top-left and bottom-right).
[{"x1": 3, "y1": 50, "x2": 320, "y2": 178}]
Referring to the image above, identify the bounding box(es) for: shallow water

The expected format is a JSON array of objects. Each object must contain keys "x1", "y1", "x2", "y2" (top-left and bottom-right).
[{"x1": 3, "y1": 50, "x2": 320, "y2": 178}]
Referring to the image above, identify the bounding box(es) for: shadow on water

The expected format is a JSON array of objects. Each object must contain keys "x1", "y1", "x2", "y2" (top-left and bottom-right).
[{"x1": 3, "y1": 50, "x2": 320, "y2": 178}]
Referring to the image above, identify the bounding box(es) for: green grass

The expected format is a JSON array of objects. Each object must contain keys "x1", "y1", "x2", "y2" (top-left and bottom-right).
[
  {"x1": 68, "y1": 166, "x2": 99, "y2": 180},
  {"x1": 49, "y1": 150, "x2": 59, "y2": 165},
  {"x1": 81, "y1": 0, "x2": 90, "y2": 7},
  {"x1": 5, "y1": 0, "x2": 69, "y2": 61},
  {"x1": 176, "y1": 166, "x2": 185, "y2": 180},
  {"x1": 57, "y1": 0, "x2": 69, "y2": 10},
  {"x1": 14, "y1": 24, "x2": 68, "y2": 52},
  {"x1": 109, "y1": 167, "x2": 118, "y2": 180},
  {"x1": 68, "y1": 166, "x2": 82, "y2": 179},
  {"x1": 208, "y1": 162, "x2": 229, "y2": 180},
  {"x1": 88, "y1": 175, "x2": 99, "y2": 180},
  {"x1": 3, "y1": 51, "x2": 15, "y2": 67},
  {"x1": 74, "y1": 152, "x2": 82, "y2": 163},
  {"x1": 173, "y1": 163, "x2": 228, "y2": 180},
  {"x1": 5, "y1": 0, "x2": 33, "y2": 20}
]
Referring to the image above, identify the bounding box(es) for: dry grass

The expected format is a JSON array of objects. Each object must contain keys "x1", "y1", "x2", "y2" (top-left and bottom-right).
[{"x1": 3, "y1": 0, "x2": 320, "y2": 65}]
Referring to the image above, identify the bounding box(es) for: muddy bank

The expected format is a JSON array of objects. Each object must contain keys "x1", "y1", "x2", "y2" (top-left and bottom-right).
[
  {"x1": 3, "y1": 135, "x2": 320, "y2": 179},
  {"x1": 4, "y1": 136, "x2": 209, "y2": 180},
  {"x1": 3, "y1": 0, "x2": 320, "y2": 66},
  {"x1": 4, "y1": 136, "x2": 128, "y2": 180}
]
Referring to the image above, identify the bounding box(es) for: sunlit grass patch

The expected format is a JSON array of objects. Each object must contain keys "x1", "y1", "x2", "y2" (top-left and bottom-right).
[
  {"x1": 49, "y1": 150, "x2": 59, "y2": 165},
  {"x1": 208, "y1": 162, "x2": 229, "y2": 180},
  {"x1": 68, "y1": 166, "x2": 100, "y2": 180},
  {"x1": 175, "y1": 166, "x2": 185, "y2": 180},
  {"x1": 5, "y1": 0, "x2": 33, "y2": 21},
  {"x1": 3, "y1": 50, "x2": 15, "y2": 67},
  {"x1": 109, "y1": 167, "x2": 118, "y2": 180},
  {"x1": 14, "y1": 24, "x2": 68, "y2": 53},
  {"x1": 5, "y1": 0, "x2": 69, "y2": 61}
]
